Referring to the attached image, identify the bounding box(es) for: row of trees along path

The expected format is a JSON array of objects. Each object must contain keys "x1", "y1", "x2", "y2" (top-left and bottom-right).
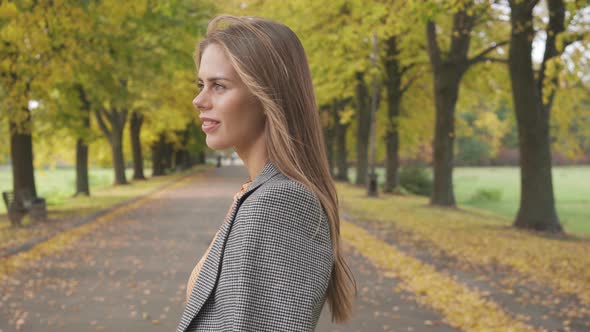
[
  {"x1": 236, "y1": 0, "x2": 590, "y2": 233},
  {"x1": 3, "y1": 1, "x2": 589, "y2": 234},
  {"x1": 1, "y1": 1, "x2": 211, "y2": 227}
]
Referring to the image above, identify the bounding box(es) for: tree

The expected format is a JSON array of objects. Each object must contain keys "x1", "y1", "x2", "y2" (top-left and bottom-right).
[
  {"x1": 425, "y1": 1, "x2": 508, "y2": 206},
  {"x1": 74, "y1": 84, "x2": 92, "y2": 196},
  {"x1": 95, "y1": 104, "x2": 129, "y2": 185},
  {"x1": 333, "y1": 98, "x2": 352, "y2": 182},
  {"x1": 1, "y1": 0, "x2": 212, "y2": 209},
  {"x1": 130, "y1": 111, "x2": 146, "y2": 180},
  {"x1": 151, "y1": 133, "x2": 167, "y2": 177},
  {"x1": 220, "y1": 0, "x2": 438, "y2": 189},
  {"x1": 382, "y1": 30, "x2": 425, "y2": 193},
  {"x1": 383, "y1": 36, "x2": 404, "y2": 192},
  {"x1": 354, "y1": 72, "x2": 371, "y2": 185},
  {"x1": 1, "y1": 1, "x2": 83, "y2": 224},
  {"x1": 506, "y1": 0, "x2": 587, "y2": 232},
  {"x1": 320, "y1": 104, "x2": 336, "y2": 176},
  {"x1": 82, "y1": 0, "x2": 210, "y2": 185}
]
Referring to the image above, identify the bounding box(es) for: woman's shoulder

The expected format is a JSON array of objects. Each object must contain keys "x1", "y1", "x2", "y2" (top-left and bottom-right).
[
  {"x1": 245, "y1": 175, "x2": 321, "y2": 213},
  {"x1": 237, "y1": 176, "x2": 329, "y2": 237}
]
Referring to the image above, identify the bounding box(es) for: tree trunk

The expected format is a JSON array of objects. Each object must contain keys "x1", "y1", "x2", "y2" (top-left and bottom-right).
[
  {"x1": 130, "y1": 112, "x2": 146, "y2": 180},
  {"x1": 94, "y1": 108, "x2": 128, "y2": 185},
  {"x1": 183, "y1": 121, "x2": 200, "y2": 168},
  {"x1": 325, "y1": 125, "x2": 335, "y2": 177},
  {"x1": 426, "y1": 9, "x2": 474, "y2": 206},
  {"x1": 151, "y1": 133, "x2": 166, "y2": 176},
  {"x1": 75, "y1": 138, "x2": 90, "y2": 196},
  {"x1": 74, "y1": 84, "x2": 91, "y2": 197},
  {"x1": 509, "y1": 0, "x2": 562, "y2": 232},
  {"x1": 151, "y1": 146, "x2": 163, "y2": 176},
  {"x1": 156, "y1": 135, "x2": 173, "y2": 173},
  {"x1": 111, "y1": 131, "x2": 127, "y2": 185},
  {"x1": 9, "y1": 110, "x2": 37, "y2": 227},
  {"x1": 431, "y1": 71, "x2": 462, "y2": 205},
  {"x1": 320, "y1": 105, "x2": 335, "y2": 177},
  {"x1": 173, "y1": 128, "x2": 189, "y2": 171},
  {"x1": 333, "y1": 99, "x2": 349, "y2": 182},
  {"x1": 163, "y1": 140, "x2": 174, "y2": 172},
  {"x1": 174, "y1": 149, "x2": 188, "y2": 171},
  {"x1": 355, "y1": 72, "x2": 371, "y2": 186},
  {"x1": 383, "y1": 37, "x2": 402, "y2": 193}
]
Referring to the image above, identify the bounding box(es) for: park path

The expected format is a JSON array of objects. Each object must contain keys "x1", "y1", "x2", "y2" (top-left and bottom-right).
[{"x1": 0, "y1": 165, "x2": 458, "y2": 332}]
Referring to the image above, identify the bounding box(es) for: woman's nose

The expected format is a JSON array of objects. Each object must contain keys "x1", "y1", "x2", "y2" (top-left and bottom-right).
[{"x1": 193, "y1": 91, "x2": 211, "y2": 111}]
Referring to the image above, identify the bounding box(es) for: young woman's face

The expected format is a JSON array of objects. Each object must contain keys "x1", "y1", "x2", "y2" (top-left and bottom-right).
[{"x1": 194, "y1": 43, "x2": 266, "y2": 152}]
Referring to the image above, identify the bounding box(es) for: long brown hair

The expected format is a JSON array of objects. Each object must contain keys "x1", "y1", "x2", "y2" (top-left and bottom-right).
[{"x1": 196, "y1": 15, "x2": 356, "y2": 323}]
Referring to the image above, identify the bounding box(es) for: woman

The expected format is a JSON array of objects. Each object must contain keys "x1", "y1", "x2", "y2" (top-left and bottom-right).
[{"x1": 177, "y1": 15, "x2": 356, "y2": 332}]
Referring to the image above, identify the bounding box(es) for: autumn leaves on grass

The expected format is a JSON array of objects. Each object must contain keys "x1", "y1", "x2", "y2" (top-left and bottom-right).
[{"x1": 343, "y1": 221, "x2": 535, "y2": 332}]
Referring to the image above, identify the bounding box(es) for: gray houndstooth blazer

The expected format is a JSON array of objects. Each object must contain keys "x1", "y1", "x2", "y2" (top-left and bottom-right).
[{"x1": 177, "y1": 160, "x2": 334, "y2": 332}]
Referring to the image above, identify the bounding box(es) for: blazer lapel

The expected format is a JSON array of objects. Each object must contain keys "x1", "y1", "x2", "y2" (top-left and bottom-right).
[{"x1": 177, "y1": 160, "x2": 282, "y2": 332}]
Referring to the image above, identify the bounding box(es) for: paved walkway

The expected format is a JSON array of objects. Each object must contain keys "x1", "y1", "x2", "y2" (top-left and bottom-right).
[{"x1": 0, "y1": 165, "x2": 457, "y2": 332}]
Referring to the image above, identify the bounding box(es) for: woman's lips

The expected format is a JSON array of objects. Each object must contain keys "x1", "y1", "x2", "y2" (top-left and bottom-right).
[{"x1": 202, "y1": 120, "x2": 221, "y2": 133}]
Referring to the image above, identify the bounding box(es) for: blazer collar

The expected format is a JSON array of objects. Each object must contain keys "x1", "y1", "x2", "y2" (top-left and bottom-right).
[{"x1": 241, "y1": 159, "x2": 282, "y2": 198}]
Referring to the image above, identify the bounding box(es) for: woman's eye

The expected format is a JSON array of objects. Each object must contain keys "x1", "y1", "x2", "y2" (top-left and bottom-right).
[{"x1": 196, "y1": 82, "x2": 224, "y2": 92}]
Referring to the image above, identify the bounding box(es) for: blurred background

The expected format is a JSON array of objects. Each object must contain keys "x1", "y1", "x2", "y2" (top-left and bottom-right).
[
  {"x1": 1, "y1": 0, "x2": 588, "y2": 233},
  {"x1": 1, "y1": 1, "x2": 590, "y2": 330}
]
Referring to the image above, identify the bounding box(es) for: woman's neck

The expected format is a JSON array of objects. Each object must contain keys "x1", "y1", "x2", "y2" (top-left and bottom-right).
[{"x1": 235, "y1": 136, "x2": 268, "y2": 181}]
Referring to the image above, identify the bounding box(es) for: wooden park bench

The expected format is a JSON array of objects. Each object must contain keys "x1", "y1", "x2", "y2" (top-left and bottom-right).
[{"x1": 2, "y1": 190, "x2": 47, "y2": 225}]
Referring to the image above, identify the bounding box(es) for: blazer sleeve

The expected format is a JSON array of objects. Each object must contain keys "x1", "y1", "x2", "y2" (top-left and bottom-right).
[{"x1": 219, "y1": 180, "x2": 333, "y2": 332}]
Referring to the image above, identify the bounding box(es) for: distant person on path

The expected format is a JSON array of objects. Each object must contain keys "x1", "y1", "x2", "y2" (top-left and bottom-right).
[
  {"x1": 177, "y1": 15, "x2": 356, "y2": 332},
  {"x1": 230, "y1": 151, "x2": 236, "y2": 165}
]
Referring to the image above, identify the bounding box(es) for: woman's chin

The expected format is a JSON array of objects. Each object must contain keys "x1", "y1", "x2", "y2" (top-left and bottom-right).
[{"x1": 206, "y1": 137, "x2": 231, "y2": 151}]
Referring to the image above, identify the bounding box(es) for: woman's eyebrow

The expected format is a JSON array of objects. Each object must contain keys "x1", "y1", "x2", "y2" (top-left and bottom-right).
[{"x1": 198, "y1": 76, "x2": 231, "y2": 82}]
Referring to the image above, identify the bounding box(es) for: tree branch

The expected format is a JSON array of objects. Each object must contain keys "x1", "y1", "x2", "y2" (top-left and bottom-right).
[
  {"x1": 480, "y1": 57, "x2": 509, "y2": 64},
  {"x1": 426, "y1": 21, "x2": 442, "y2": 69},
  {"x1": 400, "y1": 70, "x2": 424, "y2": 95},
  {"x1": 106, "y1": 108, "x2": 117, "y2": 127},
  {"x1": 399, "y1": 63, "x2": 415, "y2": 77},
  {"x1": 561, "y1": 31, "x2": 587, "y2": 50},
  {"x1": 94, "y1": 109, "x2": 112, "y2": 141},
  {"x1": 468, "y1": 41, "x2": 509, "y2": 66},
  {"x1": 120, "y1": 108, "x2": 129, "y2": 128},
  {"x1": 526, "y1": 0, "x2": 541, "y2": 13},
  {"x1": 539, "y1": 0, "x2": 566, "y2": 112}
]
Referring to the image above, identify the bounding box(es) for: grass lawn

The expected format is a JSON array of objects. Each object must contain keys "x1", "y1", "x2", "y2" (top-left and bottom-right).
[
  {"x1": 0, "y1": 167, "x2": 135, "y2": 214},
  {"x1": 454, "y1": 166, "x2": 590, "y2": 235},
  {"x1": 345, "y1": 165, "x2": 590, "y2": 236}
]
